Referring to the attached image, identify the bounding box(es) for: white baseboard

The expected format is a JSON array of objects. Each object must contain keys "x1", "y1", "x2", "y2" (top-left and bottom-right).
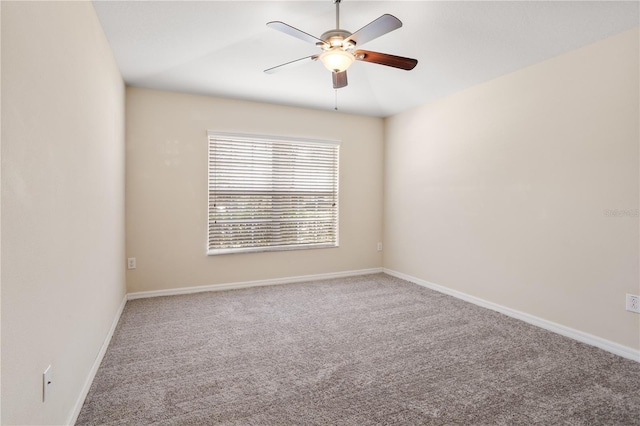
[
  {"x1": 68, "y1": 293, "x2": 128, "y2": 425},
  {"x1": 383, "y1": 268, "x2": 640, "y2": 363},
  {"x1": 127, "y1": 268, "x2": 384, "y2": 300}
]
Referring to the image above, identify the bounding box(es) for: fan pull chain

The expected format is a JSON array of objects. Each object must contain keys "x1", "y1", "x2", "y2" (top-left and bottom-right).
[{"x1": 334, "y1": 89, "x2": 338, "y2": 111}]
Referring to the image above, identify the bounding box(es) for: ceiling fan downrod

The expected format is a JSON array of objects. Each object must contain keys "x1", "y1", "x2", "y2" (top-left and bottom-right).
[{"x1": 321, "y1": 0, "x2": 353, "y2": 52}]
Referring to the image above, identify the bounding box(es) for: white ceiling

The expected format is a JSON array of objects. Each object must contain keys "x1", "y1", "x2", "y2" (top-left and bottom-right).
[{"x1": 92, "y1": 1, "x2": 639, "y2": 117}]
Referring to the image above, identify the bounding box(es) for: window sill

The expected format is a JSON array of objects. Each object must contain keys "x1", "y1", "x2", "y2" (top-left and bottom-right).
[{"x1": 207, "y1": 243, "x2": 338, "y2": 256}]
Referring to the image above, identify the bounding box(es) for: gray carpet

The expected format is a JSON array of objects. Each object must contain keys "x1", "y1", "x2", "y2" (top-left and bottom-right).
[{"x1": 77, "y1": 273, "x2": 640, "y2": 425}]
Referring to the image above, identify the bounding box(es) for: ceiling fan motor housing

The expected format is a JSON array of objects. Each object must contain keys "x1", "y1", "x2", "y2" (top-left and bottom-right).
[{"x1": 320, "y1": 29, "x2": 355, "y2": 50}]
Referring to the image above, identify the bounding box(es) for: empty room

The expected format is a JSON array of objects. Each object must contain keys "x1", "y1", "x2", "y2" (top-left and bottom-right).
[{"x1": 2, "y1": 0, "x2": 639, "y2": 424}]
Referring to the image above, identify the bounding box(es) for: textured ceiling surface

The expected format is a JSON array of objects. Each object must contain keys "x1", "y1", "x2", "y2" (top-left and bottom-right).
[{"x1": 93, "y1": 1, "x2": 639, "y2": 117}]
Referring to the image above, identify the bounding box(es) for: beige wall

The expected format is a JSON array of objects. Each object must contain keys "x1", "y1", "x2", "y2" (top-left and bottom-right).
[
  {"x1": 125, "y1": 88, "x2": 383, "y2": 293},
  {"x1": 384, "y1": 28, "x2": 640, "y2": 350},
  {"x1": 1, "y1": 2, "x2": 126, "y2": 424}
]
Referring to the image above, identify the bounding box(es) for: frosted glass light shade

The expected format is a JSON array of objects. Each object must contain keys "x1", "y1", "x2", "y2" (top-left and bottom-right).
[{"x1": 319, "y1": 48, "x2": 355, "y2": 72}]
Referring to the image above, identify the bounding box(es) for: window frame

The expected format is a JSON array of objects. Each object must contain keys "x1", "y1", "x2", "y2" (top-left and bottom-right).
[{"x1": 207, "y1": 131, "x2": 340, "y2": 256}]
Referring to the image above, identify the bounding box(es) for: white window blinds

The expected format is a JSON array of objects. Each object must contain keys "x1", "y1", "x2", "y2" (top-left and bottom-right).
[{"x1": 208, "y1": 132, "x2": 339, "y2": 255}]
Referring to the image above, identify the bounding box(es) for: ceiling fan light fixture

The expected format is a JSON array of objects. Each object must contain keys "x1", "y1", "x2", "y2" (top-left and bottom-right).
[{"x1": 319, "y1": 47, "x2": 355, "y2": 72}]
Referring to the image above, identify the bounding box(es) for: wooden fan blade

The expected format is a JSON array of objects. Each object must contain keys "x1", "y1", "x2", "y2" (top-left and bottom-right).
[
  {"x1": 333, "y1": 71, "x2": 348, "y2": 89},
  {"x1": 354, "y1": 50, "x2": 418, "y2": 70},
  {"x1": 267, "y1": 21, "x2": 328, "y2": 46},
  {"x1": 264, "y1": 55, "x2": 319, "y2": 74},
  {"x1": 344, "y1": 14, "x2": 402, "y2": 47}
]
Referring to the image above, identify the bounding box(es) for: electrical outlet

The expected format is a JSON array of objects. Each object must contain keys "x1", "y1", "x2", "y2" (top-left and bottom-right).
[
  {"x1": 43, "y1": 365, "x2": 52, "y2": 402},
  {"x1": 377, "y1": 242, "x2": 383, "y2": 251},
  {"x1": 626, "y1": 294, "x2": 640, "y2": 313},
  {"x1": 127, "y1": 258, "x2": 136, "y2": 269}
]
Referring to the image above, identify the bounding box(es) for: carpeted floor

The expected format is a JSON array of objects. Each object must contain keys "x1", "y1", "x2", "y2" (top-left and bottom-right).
[{"x1": 77, "y1": 273, "x2": 640, "y2": 425}]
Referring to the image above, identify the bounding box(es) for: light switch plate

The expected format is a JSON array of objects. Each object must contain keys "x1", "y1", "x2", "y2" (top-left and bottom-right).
[{"x1": 43, "y1": 365, "x2": 52, "y2": 402}]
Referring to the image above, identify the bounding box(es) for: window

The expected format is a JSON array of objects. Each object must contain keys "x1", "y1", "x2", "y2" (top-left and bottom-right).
[{"x1": 208, "y1": 132, "x2": 339, "y2": 255}]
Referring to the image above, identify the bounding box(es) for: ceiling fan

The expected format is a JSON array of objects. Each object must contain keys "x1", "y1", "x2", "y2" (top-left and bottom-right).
[{"x1": 264, "y1": 0, "x2": 418, "y2": 89}]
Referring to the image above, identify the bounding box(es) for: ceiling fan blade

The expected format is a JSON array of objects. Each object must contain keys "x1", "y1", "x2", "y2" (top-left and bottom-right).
[
  {"x1": 264, "y1": 55, "x2": 319, "y2": 74},
  {"x1": 267, "y1": 21, "x2": 328, "y2": 46},
  {"x1": 354, "y1": 50, "x2": 418, "y2": 70},
  {"x1": 344, "y1": 14, "x2": 402, "y2": 47},
  {"x1": 332, "y1": 71, "x2": 348, "y2": 89}
]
